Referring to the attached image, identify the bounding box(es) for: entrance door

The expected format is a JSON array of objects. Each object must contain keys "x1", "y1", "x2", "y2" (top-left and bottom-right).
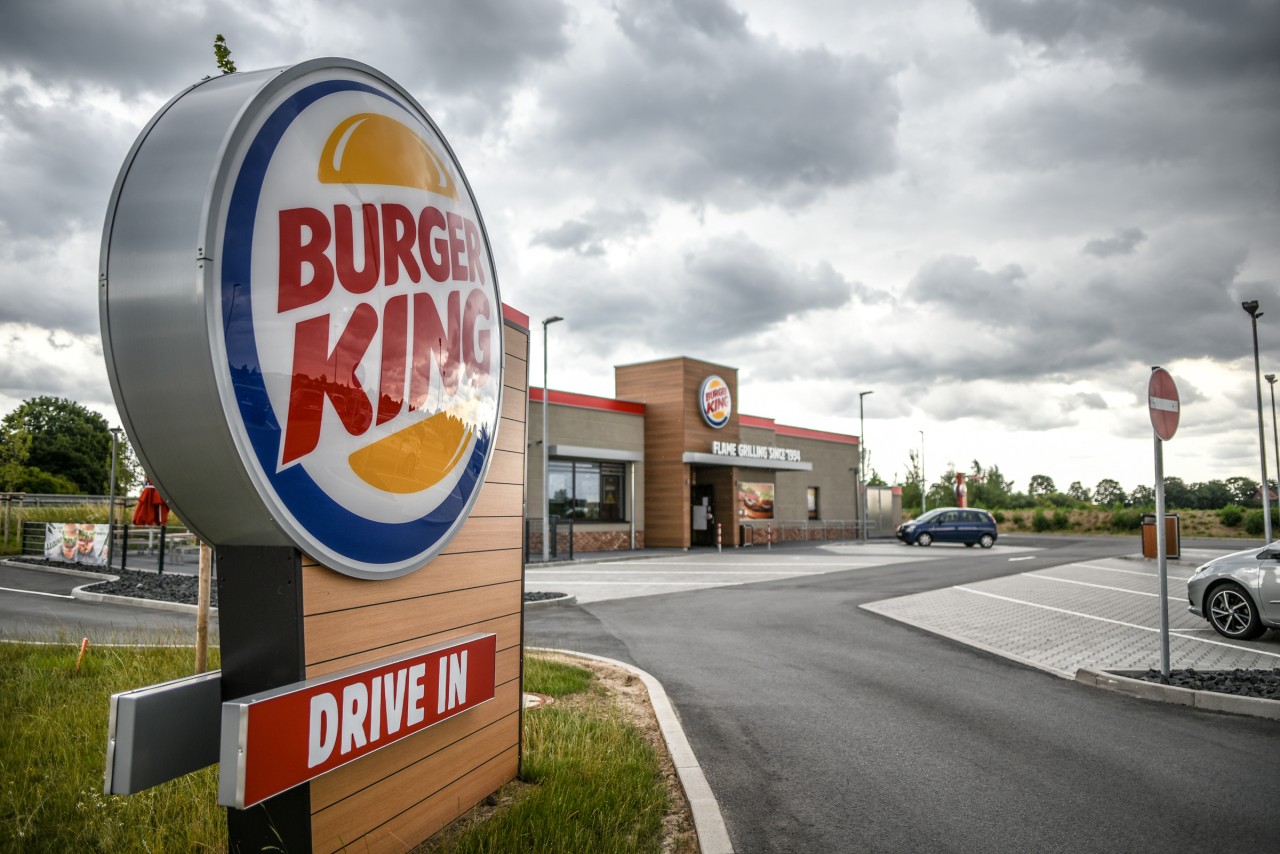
[{"x1": 691, "y1": 484, "x2": 717, "y2": 547}]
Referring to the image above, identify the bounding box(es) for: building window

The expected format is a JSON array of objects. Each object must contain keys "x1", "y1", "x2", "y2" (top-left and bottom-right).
[
  {"x1": 548, "y1": 460, "x2": 625, "y2": 521},
  {"x1": 807, "y1": 487, "x2": 819, "y2": 520}
]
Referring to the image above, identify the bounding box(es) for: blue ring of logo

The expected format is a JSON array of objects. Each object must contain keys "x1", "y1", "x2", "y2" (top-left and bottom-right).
[{"x1": 220, "y1": 79, "x2": 491, "y2": 567}]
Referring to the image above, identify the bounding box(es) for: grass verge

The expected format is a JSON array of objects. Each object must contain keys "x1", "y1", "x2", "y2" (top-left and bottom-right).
[
  {"x1": 1, "y1": 646, "x2": 692, "y2": 853},
  {"x1": 0, "y1": 638, "x2": 225, "y2": 852},
  {"x1": 419, "y1": 653, "x2": 695, "y2": 853}
]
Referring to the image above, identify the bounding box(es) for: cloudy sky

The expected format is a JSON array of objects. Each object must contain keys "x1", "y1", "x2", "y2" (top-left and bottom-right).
[{"x1": 2, "y1": 0, "x2": 1278, "y2": 498}]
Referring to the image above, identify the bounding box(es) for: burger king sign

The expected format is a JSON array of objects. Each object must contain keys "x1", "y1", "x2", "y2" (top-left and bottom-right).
[{"x1": 101, "y1": 59, "x2": 503, "y2": 578}]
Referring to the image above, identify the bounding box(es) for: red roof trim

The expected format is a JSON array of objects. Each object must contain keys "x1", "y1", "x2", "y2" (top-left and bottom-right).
[
  {"x1": 739, "y1": 414, "x2": 776, "y2": 430},
  {"x1": 529, "y1": 387, "x2": 646, "y2": 415},
  {"x1": 501, "y1": 303, "x2": 529, "y2": 330},
  {"x1": 740, "y1": 413, "x2": 859, "y2": 445}
]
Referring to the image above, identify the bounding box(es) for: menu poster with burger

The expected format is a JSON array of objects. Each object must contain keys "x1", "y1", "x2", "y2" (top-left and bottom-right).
[
  {"x1": 44, "y1": 522, "x2": 109, "y2": 566},
  {"x1": 738, "y1": 482, "x2": 775, "y2": 520}
]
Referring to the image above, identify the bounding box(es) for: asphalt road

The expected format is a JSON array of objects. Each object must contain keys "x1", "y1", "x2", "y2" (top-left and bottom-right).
[
  {"x1": 527, "y1": 535, "x2": 1280, "y2": 853},
  {"x1": 0, "y1": 562, "x2": 203, "y2": 644}
]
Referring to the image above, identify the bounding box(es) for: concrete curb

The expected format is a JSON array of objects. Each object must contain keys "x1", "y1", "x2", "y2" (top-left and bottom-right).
[
  {"x1": 1075, "y1": 667, "x2": 1280, "y2": 720},
  {"x1": 1, "y1": 557, "x2": 110, "y2": 579},
  {"x1": 3, "y1": 557, "x2": 215, "y2": 615},
  {"x1": 530, "y1": 647, "x2": 734, "y2": 854},
  {"x1": 72, "y1": 587, "x2": 217, "y2": 617},
  {"x1": 522, "y1": 593, "x2": 577, "y2": 609}
]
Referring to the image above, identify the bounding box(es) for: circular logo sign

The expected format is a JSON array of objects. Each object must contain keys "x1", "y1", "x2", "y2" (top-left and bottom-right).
[
  {"x1": 700, "y1": 376, "x2": 732, "y2": 429},
  {"x1": 214, "y1": 66, "x2": 503, "y2": 577},
  {"x1": 102, "y1": 60, "x2": 504, "y2": 580}
]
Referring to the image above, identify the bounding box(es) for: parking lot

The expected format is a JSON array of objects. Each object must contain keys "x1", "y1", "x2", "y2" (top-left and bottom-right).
[
  {"x1": 525, "y1": 541, "x2": 1035, "y2": 604},
  {"x1": 864, "y1": 547, "x2": 1280, "y2": 676}
]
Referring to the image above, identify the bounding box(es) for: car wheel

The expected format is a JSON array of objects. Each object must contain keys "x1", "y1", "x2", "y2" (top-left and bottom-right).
[
  {"x1": 978, "y1": 533, "x2": 994, "y2": 549},
  {"x1": 1207, "y1": 583, "x2": 1265, "y2": 640},
  {"x1": 916, "y1": 532, "x2": 933, "y2": 547},
  {"x1": 965, "y1": 542, "x2": 975, "y2": 548}
]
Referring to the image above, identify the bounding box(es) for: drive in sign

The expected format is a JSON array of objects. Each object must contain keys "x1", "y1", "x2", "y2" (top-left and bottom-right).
[
  {"x1": 1148, "y1": 368, "x2": 1180, "y2": 441},
  {"x1": 219, "y1": 633, "x2": 496, "y2": 809}
]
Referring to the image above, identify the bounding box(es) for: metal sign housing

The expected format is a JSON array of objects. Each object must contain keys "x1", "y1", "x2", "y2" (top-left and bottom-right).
[{"x1": 100, "y1": 59, "x2": 503, "y2": 578}]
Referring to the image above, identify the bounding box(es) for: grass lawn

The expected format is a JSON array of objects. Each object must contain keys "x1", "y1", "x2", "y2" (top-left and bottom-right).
[{"x1": 0, "y1": 643, "x2": 689, "y2": 853}]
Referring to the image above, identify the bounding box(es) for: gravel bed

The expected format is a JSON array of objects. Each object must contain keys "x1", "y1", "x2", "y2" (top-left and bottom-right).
[
  {"x1": 9, "y1": 556, "x2": 564, "y2": 608},
  {"x1": 1135, "y1": 667, "x2": 1280, "y2": 701}
]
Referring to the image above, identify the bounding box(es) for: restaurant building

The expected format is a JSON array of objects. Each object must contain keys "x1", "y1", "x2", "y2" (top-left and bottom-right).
[{"x1": 527, "y1": 355, "x2": 891, "y2": 553}]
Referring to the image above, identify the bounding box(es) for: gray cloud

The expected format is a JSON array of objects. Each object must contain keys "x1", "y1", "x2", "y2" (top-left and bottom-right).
[
  {"x1": 1083, "y1": 227, "x2": 1146, "y2": 258},
  {"x1": 533, "y1": 0, "x2": 900, "y2": 210},
  {"x1": 526, "y1": 233, "x2": 864, "y2": 355},
  {"x1": 531, "y1": 207, "x2": 651, "y2": 256}
]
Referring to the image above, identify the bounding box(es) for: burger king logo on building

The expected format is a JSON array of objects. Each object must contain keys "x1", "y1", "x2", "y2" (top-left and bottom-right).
[
  {"x1": 700, "y1": 376, "x2": 732, "y2": 429},
  {"x1": 213, "y1": 68, "x2": 503, "y2": 578}
]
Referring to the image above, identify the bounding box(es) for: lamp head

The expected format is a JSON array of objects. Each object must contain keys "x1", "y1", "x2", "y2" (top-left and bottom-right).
[
  {"x1": 1268, "y1": 374, "x2": 1277, "y2": 385},
  {"x1": 1243, "y1": 300, "x2": 1261, "y2": 318},
  {"x1": 543, "y1": 315, "x2": 564, "y2": 327}
]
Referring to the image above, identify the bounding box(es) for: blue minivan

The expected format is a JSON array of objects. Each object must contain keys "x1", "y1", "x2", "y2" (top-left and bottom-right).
[{"x1": 896, "y1": 507, "x2": 998, "y2": 548}]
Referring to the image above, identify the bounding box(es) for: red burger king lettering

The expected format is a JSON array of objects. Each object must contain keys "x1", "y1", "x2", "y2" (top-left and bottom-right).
[{"x1": 274, "y1": 203, "x2": 494, "y2": 466}]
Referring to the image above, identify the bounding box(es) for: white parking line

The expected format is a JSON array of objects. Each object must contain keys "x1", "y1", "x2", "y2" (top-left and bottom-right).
[
  {"x1": 0, "y1": 586, "x2": 73, "y2": 599},
  {"x1": 1023, "y1": 572, "x2": 1186, "y2": 603},
  {"x1": 1071, "y1": 563, "x2": 1192, "y2": 583},
  {"x1": 955, "y1": 586, "x2": 1280, "y2": 659},
  {"x1": 528, "y1": 569, "x2": 833, "y2": 577}
]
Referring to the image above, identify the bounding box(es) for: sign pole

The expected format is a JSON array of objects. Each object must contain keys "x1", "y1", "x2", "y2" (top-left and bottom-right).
[
  {"x1": 1148, "y1": 365, "x2": 1180, "y2": 680},
  {"x1": 1153, "y1": 434, "x2": 1171, "y2": 679}
]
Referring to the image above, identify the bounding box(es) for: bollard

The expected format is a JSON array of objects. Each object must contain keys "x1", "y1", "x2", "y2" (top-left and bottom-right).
[
  {"x1": 767, "y1": 522, "x2": 772, "y2": 550},
  {"x1": 717, "y1": 522, "x2": 722, "y2": 553}
]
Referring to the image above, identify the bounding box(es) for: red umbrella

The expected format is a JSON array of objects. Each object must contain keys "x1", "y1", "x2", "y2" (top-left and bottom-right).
[{"x1": 132, "y1": 480, "x2": 171, "y2": 526}]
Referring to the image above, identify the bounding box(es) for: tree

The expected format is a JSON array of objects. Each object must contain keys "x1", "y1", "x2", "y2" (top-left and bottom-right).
[
  {"x1": 0, "y1": 421, "x2": 31, "y2": 491},
  {"x1": 1067, "y1": 481, "x2": 1091, "y2": 502},
  {"x1": 967, "y1": 460, "x2": 1014, "y2": 509},
  {"x1": 866, "y1": 469, "x2": 887, "y2": 487},
  {"x1": 1130, "y1": 484, "x2": 1155, "y2": 507},
  {"x1": 1028, "y1": 474, "x2": 1056, "y2": 498},
  {"x1": 214, "y1": 34, "x2": 237, "y2": 74},
  {"x1": 1188, "y1": 480, "x2": 1232, "y2": 510},
  {"x1": 1, "y1": 397, "x2": 112, "y2": 493},
  {"x1": 1094, "y1": 478, "x2": 1125, "y2": 506},
  {"x1": 899, "y1": 449, "x2": 923, "y2": 509},
  {"x1": 1162, "y1": 476, "x2": 1191, "y2": 508},
  {"x1": 1226, "y1": 476, "x2": 1260, "y2": 506}
]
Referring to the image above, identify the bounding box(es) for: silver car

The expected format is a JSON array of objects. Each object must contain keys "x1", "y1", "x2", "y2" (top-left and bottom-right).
[{"x1": 1187, "y1": 544, "x2": 1280, "y2": 640}]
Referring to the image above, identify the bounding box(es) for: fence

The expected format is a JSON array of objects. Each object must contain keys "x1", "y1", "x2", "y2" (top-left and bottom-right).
[
  {"x1": 737, "y1": 519, "x2": 873, "y2": 546},
  {"x1": 21, "y1": 520, "x2": 198, "y2": 573}
]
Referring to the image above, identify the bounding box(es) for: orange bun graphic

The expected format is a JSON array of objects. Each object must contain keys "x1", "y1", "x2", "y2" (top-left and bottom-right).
[
  {"x1": 318, "y1": 113, "x2": 459, "y2": 199},
  {"x1": 348, "y1": 411, "x2": 473, "y2": 494}
]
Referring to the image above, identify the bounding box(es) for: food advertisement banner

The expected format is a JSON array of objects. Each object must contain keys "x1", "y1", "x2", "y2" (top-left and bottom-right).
[
  {"x1": 45, "y1": 522, "x2": 109, "y2": 565},
  {"x1": 738, "y1": 482, "x2": 775, "y2": 520}
]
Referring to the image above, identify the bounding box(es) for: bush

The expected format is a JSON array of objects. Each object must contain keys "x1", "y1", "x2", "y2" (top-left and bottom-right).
[
  {"x1": 1244, "y1": 509, "x2": 1265, "y2": 535},
  {"x1": 990, "y1": 510, "x2": 1005, "y2": 524},
  {"x1": 1110, "y1": 508, "x2": 1143, "y2": 531},
  {"x1": 1218, "y1": 505, "x2": 1243, "y2": 528},
  {"x1": 1052, "y1": 509, "x2": 1071, "y2": 530},
  {"x1": 1032, "y1": 509, "x2": 1051, "y2": 532}
]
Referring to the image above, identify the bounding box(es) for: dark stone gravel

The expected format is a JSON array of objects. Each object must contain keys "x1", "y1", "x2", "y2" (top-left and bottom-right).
[
  {"x1": 523, "y1": 590, "x2": 570, "y2": 602},
  {"x1": 10, "y1": 556, "x2": 564, "y2": 608},
  {"x1": 1136, "y1": 667, "x2": 1280, "y2": 701}
]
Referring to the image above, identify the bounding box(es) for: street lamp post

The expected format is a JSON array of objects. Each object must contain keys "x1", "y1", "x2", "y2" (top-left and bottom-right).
[
  {"x1": 919, "y1": 430, "x2": 926, "y2": 514},
  {"x1": 1268, "y1": 374, "x2": 1279, "y2": 519},
  {"x1": 107, "y1": 427, "x2": 122, "y2": 569},
  {"x1": 541, "y1": 316, "x2": 564, "y2": 562},
  {"x1": 859, "y1": 391, "x2": 873, "y2": 543},
  {"x1": 1243, "y1": 301, "x2": 1272, "y2": 542}
]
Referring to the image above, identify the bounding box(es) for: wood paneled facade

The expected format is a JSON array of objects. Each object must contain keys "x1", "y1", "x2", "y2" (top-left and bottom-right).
[{"x1": 299, "y1": 315, "x2": 529, "y2": 852}]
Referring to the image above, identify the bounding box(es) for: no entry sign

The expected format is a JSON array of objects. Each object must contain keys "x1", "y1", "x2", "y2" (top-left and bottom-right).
[{"x1": 1148, "y1": 368, "x2": 1180, "y2": 441}]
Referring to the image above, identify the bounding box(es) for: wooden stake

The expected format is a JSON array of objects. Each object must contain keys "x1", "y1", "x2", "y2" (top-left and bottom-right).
[{"x1": 195, "y1": 542, "x2": 212, "y2": 673}]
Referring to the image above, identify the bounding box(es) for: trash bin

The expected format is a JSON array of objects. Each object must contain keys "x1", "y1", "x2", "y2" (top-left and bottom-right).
[{"x1": 1140, "y1": 513, "x2": 1180, "y2": 559}]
